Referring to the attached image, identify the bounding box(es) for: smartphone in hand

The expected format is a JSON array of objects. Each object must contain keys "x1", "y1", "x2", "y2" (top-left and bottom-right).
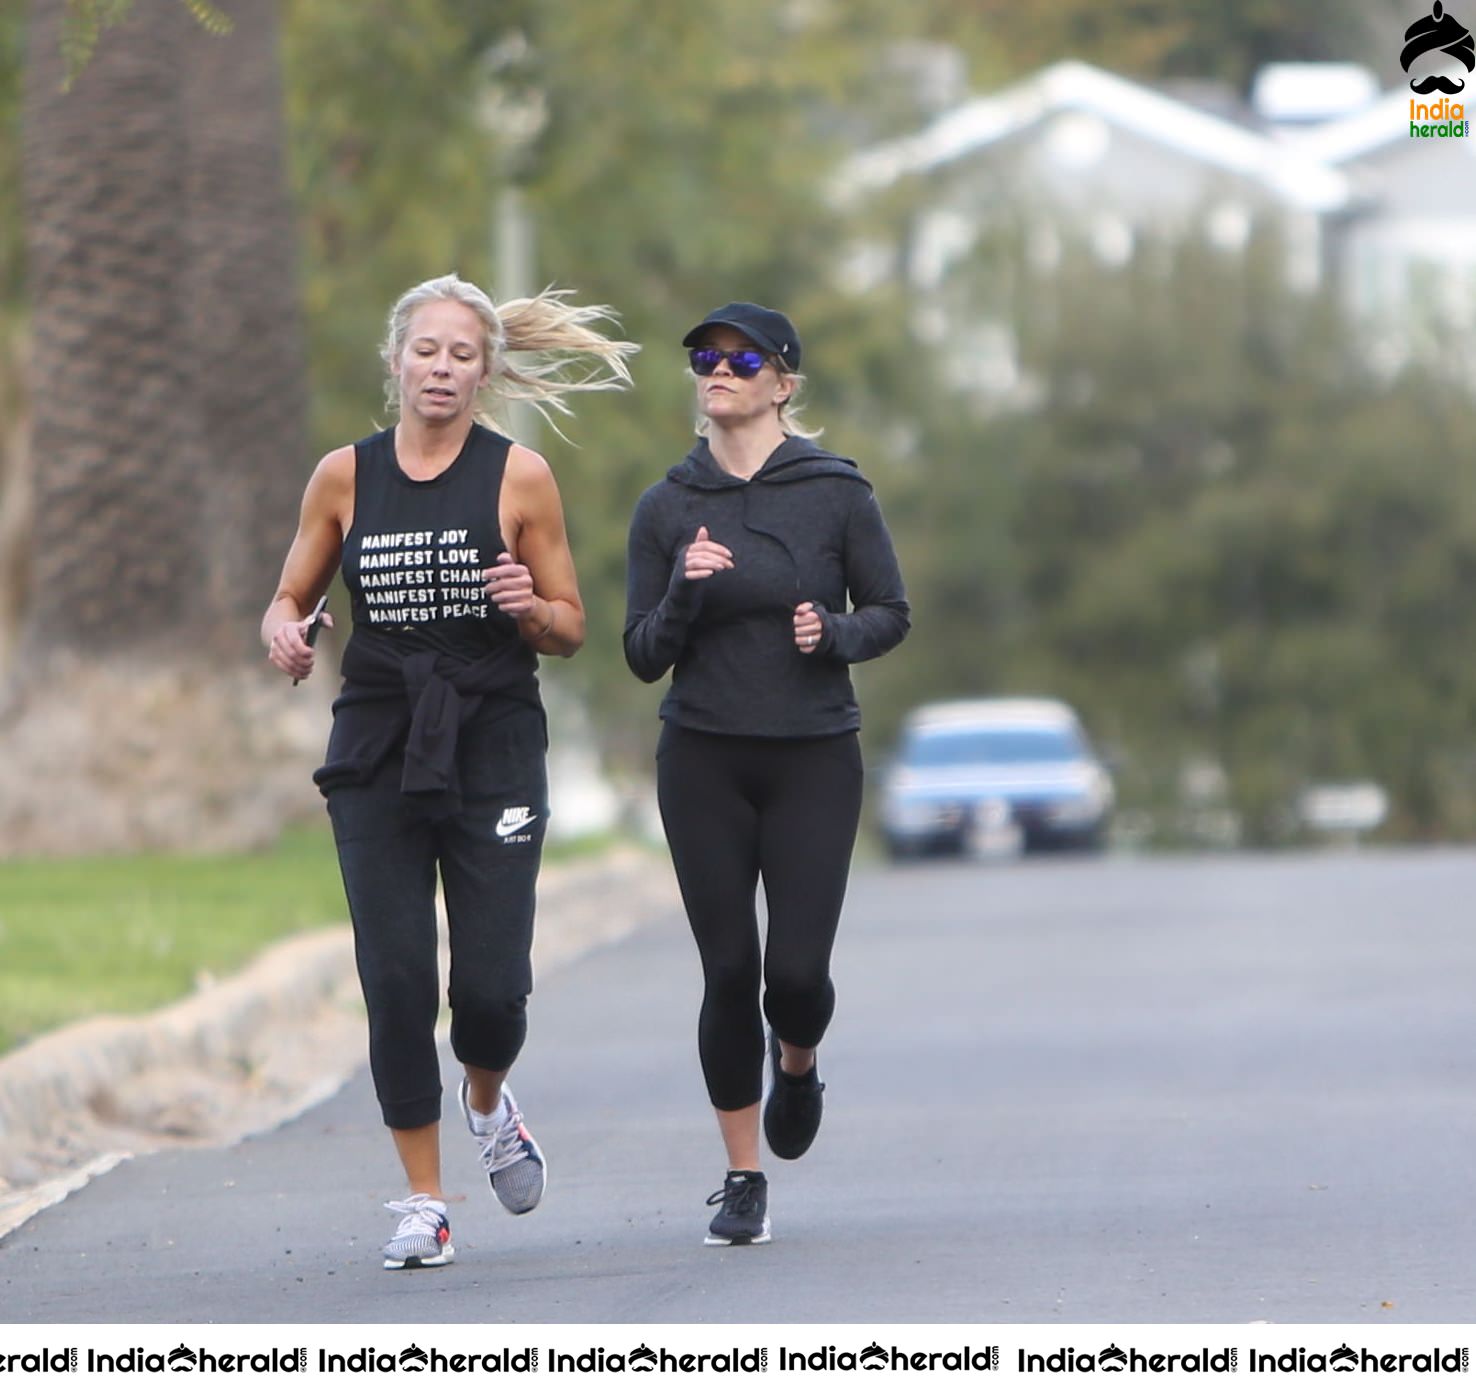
[{"x1": 292, "y1": 595, "x2": 329, "y2": 686}]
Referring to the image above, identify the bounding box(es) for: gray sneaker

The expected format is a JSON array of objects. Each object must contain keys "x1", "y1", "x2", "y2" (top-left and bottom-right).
[
  {"x1": 459, "y1": 1078, "x2": 547, "y2": 1215},
  {"x1": 382, "y1": 1194, "x2": 453, "y2": 1270}
]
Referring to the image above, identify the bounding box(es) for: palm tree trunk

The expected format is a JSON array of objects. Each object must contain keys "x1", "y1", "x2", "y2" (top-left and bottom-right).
[
  {"x1": 181, "y1": 0, "x2": 309, "y2": 657},
  {"x1": 4, "y1": 0, "x2": 320, "y2": 855},
  {"x1": 22, "y1": 0, "x2": 206, "y2": 655},
  {"x1": 22, "y1": 0, "x2": 307, "y2": 661}
]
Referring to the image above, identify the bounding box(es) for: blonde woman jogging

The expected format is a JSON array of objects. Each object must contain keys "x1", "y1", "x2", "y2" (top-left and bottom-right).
[{"x1": 264, "y1": 274, "x2": 635, "y2": 1269}]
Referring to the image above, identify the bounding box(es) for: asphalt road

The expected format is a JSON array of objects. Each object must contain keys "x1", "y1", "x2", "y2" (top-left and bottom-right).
[{"x1": 3, "y1": 849, "x2": 1475, "y2": 1325}]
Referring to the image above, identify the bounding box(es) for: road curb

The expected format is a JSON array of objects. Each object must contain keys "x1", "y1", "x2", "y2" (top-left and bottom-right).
[{"x1": 0, "y1": 845, "x2": 678, "y2": 1240}]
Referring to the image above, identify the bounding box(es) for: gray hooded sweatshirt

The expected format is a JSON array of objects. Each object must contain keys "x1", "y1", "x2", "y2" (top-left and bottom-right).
[{"x1": 624, "y1": 435, "x2": 910, "y2": 738}]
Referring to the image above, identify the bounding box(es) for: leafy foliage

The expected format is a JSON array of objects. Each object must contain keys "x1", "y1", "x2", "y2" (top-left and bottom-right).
[
  {"x1": 59, "y1": 0, "x2": 231, "y2": 89},
  {"x1": 891, "y1": 226, "x2": 1476, "y2": 844},
  {"x1": 279, "y1": 1, "x2": 516, "y2": 454},
  {"x1": 902, "y1": 0, "x2": 1393, "y2": 88}
]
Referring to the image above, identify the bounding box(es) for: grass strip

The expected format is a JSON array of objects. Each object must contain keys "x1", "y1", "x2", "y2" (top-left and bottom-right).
[
  {"x1": 0, "y1": 822, "x2": 616, "y2": 1056},
  {"x1": 0, "y1": 822, "x2": 350, "y2": 1056}
]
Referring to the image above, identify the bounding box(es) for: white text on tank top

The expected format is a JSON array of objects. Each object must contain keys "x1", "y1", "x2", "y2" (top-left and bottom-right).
[{"x1": 356, "y1": 526, "x2": 490, "y2": 624}]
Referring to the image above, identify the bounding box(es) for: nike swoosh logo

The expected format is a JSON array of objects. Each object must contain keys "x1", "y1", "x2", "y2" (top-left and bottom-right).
[{"x1": 496, "y1": 812, "x2": 538, "y2": 837}]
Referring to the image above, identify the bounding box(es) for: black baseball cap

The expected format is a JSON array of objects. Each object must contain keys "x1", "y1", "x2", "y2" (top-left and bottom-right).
[{"x1": 681, "y1": 302, "x2": 802, "y2": 371}]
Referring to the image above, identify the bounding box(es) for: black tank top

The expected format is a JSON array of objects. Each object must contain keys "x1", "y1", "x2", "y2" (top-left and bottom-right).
[
  {"x1": 314, "y1": 423, "x2": 541, "y2": 803},
  {"x1": 341, "y1": 422, "x2": 536, "y2": 688}
]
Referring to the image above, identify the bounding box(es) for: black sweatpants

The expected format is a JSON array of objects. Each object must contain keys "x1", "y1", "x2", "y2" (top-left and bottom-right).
[
  {"x1": 326, "y1": 704, "x2": 547, "y2": 1130},
  {"x1": 655, "y1": 722, "x2": 864, "y2": 1111}
]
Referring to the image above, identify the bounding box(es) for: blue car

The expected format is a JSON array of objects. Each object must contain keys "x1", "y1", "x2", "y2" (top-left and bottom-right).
[{"x1": 880, "y1": 698, "x2": 1115, "y2": 858}]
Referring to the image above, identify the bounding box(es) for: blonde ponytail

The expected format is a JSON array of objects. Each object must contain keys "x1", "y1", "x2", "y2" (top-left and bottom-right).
[
  {"x1": 383, "y1": 274, "x2": 638, "y2": 433},
  {"x1": 495, "y1": 288, "x2": 638, "y2": 422}
]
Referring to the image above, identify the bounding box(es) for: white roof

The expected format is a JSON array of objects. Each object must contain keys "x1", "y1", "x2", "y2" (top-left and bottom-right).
[
  {"x1": 905, "y1": 697, "x2": 1081, "y2": 730},
  {"x1": 1250, "y1": 63, "x2": 1380, "y2": 124},
  {"x1": 834, "y1": 60, "x2": 1350, "y2": 213}
]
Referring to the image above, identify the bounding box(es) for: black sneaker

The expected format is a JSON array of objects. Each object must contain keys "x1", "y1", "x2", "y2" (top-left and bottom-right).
[
  {"x1": 704, "y1": 1169, "x2": 771, "y2": 1246},
  {"x1": 763, "y1": 1031, "x2": 825, "y2": 1160}
]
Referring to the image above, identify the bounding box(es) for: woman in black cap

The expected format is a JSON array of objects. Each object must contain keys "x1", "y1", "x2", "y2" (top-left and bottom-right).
[{"x1": 624, "y1": 302, "x2": 909, "y2": 1245}]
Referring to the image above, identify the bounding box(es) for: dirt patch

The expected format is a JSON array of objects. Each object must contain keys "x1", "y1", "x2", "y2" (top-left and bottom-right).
[{"x1": 0, "y1": 654, "x2": 332, "y2": 857}]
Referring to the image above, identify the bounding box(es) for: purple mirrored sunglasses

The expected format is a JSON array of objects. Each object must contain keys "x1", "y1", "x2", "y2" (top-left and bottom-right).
[{"x1": 689, "y1": 347, "x2": 769, "y2": 379}]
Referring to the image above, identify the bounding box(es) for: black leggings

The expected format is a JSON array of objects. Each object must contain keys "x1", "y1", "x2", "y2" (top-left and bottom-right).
[
  {"x1": 326, "y1": 705, "x2": 547, "y2": 1130},
  {"x1": 656, "y1": 723, "x2": 864, "y2": 1111}
]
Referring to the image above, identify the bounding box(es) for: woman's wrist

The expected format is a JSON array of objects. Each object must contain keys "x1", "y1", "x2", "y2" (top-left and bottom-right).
[{"x1": 529, "y1": 599, "x2": 556, "y2": 641}]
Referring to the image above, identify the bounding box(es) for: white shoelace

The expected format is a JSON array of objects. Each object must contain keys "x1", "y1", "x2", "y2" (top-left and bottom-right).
[
  {"x1": 384, "y1": 1194, "x2": 445, "y2": 1239},
  {"x1": 472, "y1": 1106, "x2": 530, "y2": 1176}
]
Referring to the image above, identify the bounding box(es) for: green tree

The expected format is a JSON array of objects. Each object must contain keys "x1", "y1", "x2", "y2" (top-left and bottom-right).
[
  {"x1": 908, "y1": 0, "x2": 1391, "y2": 89},
  {"x1": 279, "y1": 0, "x2": 513, "y2": 459},
  {"x1": 891, "y1": 224, "x2": 1476, "y2": 845}
]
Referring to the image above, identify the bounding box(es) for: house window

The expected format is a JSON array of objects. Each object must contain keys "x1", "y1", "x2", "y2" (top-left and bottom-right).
[
  {"x1": 1091, "y1": 214, "x2": 1134, "y2": 267},
  {"x1": 908, "y1": 208, "x2": 978, "y2": 289},
  {"x1": 1205, "y1": 202, "x2": 1252, "y2": 254},
  {"x1": 1045, "y1": 111, "x2": 1111, "y2": 169}
]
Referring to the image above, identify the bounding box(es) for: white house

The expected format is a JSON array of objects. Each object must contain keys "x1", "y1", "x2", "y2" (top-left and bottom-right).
[
  {"x1": 1284, "y1": 87, "x2": 1476, "y2": 359},
  {"x1": 835, "y1": 62, "x2": 1347, "y2": 288},
  {"x1": 834, "y1": 59, "x2": 1475, "y2": 376}
]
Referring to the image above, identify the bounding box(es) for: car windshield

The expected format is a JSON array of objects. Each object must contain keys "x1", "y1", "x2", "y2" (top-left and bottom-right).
[{"x1": 903, "y1": 724, "x2": 1085, "y2": 767}]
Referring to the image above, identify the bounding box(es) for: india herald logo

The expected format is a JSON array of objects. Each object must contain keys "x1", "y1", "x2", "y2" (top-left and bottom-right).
[{"x1": 1402, "y1": 2, "x2": 1475, "y2": 93}]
